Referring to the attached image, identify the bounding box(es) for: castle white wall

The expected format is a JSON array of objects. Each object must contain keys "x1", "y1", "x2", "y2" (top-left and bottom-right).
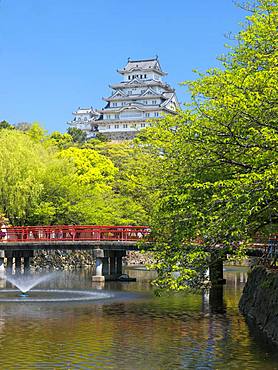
[{"x1": 69, "y1": 59, "x2": 177, "y2": 137}]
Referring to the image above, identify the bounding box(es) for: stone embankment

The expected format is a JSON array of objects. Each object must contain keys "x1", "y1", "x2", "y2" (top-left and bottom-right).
[
  {"x1": 31, "y1": 250, "x2": 153, "y2": 270},
  {"x1": 31, "y1": 250, "x2": 95, "y2": 270},
  {"x1": 239, "y1": 266, "x2": 278, "y2": 344},
  {"x1": 124, "y1": 251, "x2": 154, "y2": 266}
]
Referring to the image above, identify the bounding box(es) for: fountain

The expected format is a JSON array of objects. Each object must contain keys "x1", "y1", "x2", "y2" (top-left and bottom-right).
[
  {"x1": 6, "y1": 272, "x2": 59, "y2": 295},
  {"x1": 0, "y1": 272, "x2": 113, "y2": 303}
]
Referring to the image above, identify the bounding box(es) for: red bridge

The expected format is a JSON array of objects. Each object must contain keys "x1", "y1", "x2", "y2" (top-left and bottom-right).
[
  {"x1": 0, "y1": 225, "x2": 151, "y2": 244},
  {"x1": 0, "y1": 225, "x2": 276, "y2": 253},
  {"x1": 0, "y1": 225, "x2": 276, "y2": 282},
  {"x1": 0, "y1": 225, "x2": 151, "y2": 281}
]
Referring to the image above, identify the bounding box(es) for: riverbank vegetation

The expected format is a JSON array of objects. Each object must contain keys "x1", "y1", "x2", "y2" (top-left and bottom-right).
[
  {"x1": 0, "y1": 1, "x2": 277, "y2": 290},
  {"x1": 132, "y1": 0, "x2": 278, "y2": 289}
]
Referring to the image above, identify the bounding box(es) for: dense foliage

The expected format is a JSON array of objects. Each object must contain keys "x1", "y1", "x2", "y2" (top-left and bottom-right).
[
  {"x1": 131, "y1": 0, "x2": 278, "y2": 290},
  {"x1": 0, "y1": 127, "x2": 146, "y2": 226}
]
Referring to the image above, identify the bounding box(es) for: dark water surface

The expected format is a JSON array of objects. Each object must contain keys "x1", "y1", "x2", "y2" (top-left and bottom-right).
[{"x1": 0, "y1": 266, "x2": 277, "y2": 369}]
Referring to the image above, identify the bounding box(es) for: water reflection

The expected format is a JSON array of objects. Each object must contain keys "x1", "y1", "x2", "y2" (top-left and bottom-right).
[
  {"x1": 0, "y1": 265, "x2": 276, "y2": 369},
  {"x1": 201, "y1": 286, "x2": 226, "y2": 315}
]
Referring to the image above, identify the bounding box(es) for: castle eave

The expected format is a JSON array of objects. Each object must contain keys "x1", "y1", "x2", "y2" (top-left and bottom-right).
[
  {"x1": 104, "y1": 94, "x2": 164, "y2": 102},
  {"x1": 109, "y1": 81, "x2": 173, "y2": 91},
  {"x1": 117, "y1": 68, "x2": 167, "y2": 76}
]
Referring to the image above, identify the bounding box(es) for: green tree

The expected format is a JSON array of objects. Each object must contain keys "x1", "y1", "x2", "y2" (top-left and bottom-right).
[
  {"x1": 48, "y1": 131, "x2": 73, "y2": 149},
  {"x1": 57, "y1": 146, "x2": 147, "y2": 225},
  {"x1": 0, "y1": 129, "x2": 105, "y2": 225},
  {"x1": 134, "y1": 0, "x2": 278, "y2": 290},
  {"x1": 27, "y1": 122, "x2": 47, "y2": 142},
  {"x1": 0, "y1": 128, "x2": 148, "y2": 226},
  {"x1": 58, "y1": 147, "x2": 117, "y2": 188},
  {"x1": 87, "y1": 141, "x2": 151, "y2": 223},
  {"x1": 67, "y1": 127, "x2": 87, "y2": 144},
  {"x1": 0, "y1": 129, "x2": 48, "y2": 225},
  {"x1": 0, "y1": 121, "x2": 14, "y2": 130},
  {"x1": 29, "y1": 157, "x2": 93, "y2": 225}
]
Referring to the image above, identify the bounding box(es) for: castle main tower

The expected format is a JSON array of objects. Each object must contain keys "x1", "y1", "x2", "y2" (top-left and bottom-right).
[{"x1": 69, "y1": 57, "x2": 179, "y2": 140}]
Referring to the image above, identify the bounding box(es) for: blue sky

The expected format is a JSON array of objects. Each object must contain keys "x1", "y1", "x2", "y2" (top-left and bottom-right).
[{"x1": 0, "y1": 0, "x2": 246, "y2": 133}]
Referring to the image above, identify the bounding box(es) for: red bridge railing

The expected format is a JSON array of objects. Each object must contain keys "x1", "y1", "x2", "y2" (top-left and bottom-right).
[
  {"x1": 1, "y1": 226, "x2": 276, "y2": 248},
  {"x1": 0, "y1": 225, "x2": 151, "y2": 243}
]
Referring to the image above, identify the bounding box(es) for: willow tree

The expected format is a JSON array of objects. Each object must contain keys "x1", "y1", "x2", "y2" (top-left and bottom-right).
[
  {"x1": 0, "y1": 129, "x2": 48, "y2": 225},
  {"x1": 134, "y1": 0, "x2": 278, "y2": 290},
  {"x1": 0, "y1": 129, "x2": 78, "y2": 225}
]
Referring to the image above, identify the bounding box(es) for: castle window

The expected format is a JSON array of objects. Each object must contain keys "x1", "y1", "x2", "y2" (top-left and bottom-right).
[
  {"x1": 114, "y1": 124, "x2": 119, "y2": 129},
  {"x1": 115, "y1": 114, "x2": 120, "y2": 119},
  {"x1": 128, "y1": 75, "x2": 131, "y2": 80},
  {"x1": 78, "y1": 117, "x2": 81, "y2": 121},
  {"x1": 128, "y1": 90, "x2": 132, "y2": 95},
  {"x1": 113, "y1": 102, "x2": 117, "y2": 107},
  {"x1": 154, "y1": 112, "x2": 159, "y2": 117},
  {"x1": 144, "y1": 100, "x2": 148, "y2": 104},
  {"x1": 152, "y1": 100, "x2": 156, "y2": 105},
  {"x1": 123, "y1": 124, "x2": 128, "y2": 128},
  {"x1": 144, "y1": 74, "x2": 147, "y2": 78},
  {"x1": 140, "y1": 74, "x2": 143, "y2": 79},
  {"x1": 107, "y1": 125, "x2": 111, "y2": 129},
  {"x1": 84, "y1": 117, "x2": 87, "y2": 121},
  {"x1": 141, "y1": 123, "x2": 146, "y2": 127},
  {"x1": 106, "y1": 114, "x2": 111, "y2": 119},
  {"x1": 145, "y1": 113, "x2": 150, "y2": 117}
]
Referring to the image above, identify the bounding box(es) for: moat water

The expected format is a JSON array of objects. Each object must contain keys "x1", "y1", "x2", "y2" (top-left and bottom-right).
[{"x1": 0, "y1": 266, "x2": 277, "y2": 369}]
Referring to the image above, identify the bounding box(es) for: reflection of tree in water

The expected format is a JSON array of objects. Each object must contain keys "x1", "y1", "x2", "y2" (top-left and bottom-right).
[
  {"x1": 185, "y1": 270, "x2": 260, "y2": 369},
  {"x1": 190, "y1": 285, "x2": 230, "y2": 368}
]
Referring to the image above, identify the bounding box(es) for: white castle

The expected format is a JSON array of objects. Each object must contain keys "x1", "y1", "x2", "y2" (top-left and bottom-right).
[{"x1": 68, "y1": 57, "x2": 179, "y2": 140}]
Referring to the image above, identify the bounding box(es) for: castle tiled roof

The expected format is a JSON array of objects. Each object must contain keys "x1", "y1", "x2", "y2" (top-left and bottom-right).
[
  {"x1": 118, "y1": 58, "x2": 167, "y2": 76},
  {"x1": 125, "y1": 59, "x2": 158, "y2": 70},
  {"x1": 72, "y1": 107, "x2": 100, "y2": 117}
]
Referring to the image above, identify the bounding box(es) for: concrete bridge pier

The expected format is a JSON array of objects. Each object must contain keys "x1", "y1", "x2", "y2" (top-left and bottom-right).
[
  {"x1": 92, "y1": 249, "x2": 105, "y2": 282},
  {"x1": 15, "y1": 256, "x2": 22, "y2": 273},
  {"x1": 209, "y1": 253, "x2": 226, "y2": 286},
  {"x1": 116, "y1": 252, "x2": 125, "y2": 276},
  {"x1": 109, "y1": 250, "x2": 126, "y2": 279},
  {"x1": 23, "y1": 250, "x2": 34, "y2": 271},
  {"x1": 92, "y1": 249, "x2": 126, "y2": 282},
  {"x1": 6, "y1": 256, "x2": 13, "y2": 272},
  {"x1": 102, "y1": 257, "x2": 109, "y2": 276},
  {"x1": 5, "y1": 251, "x2": 14, "y2": 273},
  {"x1": 4, "y1": 250, "x2": 34, "y2": 273},
  {"x1": 24, "y1": 256, "x2": 31, "y2": 271},
  {"x1": 0, "y1": 251, "x2": 5, "y2": 274},
  {"x1": 110, "y1": 255, "x2": 116, "y2": 276}
]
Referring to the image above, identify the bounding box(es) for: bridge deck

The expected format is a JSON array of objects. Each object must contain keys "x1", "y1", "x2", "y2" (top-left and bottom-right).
[
  {"x1": 0, "y1": 240, "x2": 143, "y2": 251},
  {"x1": 0, "y1": 225, "x2": 276, "y2": 256},
  {"x1": 0, "y1": 225, "x2": 150, "y2": 251}
]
